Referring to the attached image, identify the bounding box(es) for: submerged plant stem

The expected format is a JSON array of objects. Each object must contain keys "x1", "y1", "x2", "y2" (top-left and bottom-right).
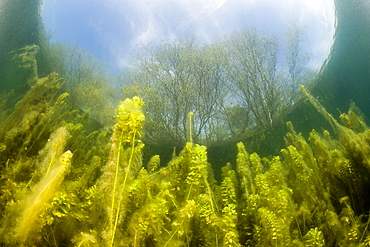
[
  {"x1": 110, "y1": 130, "x2": 124, "y2": 231},
  {"x1": 111, "y1": 130, "x2": 137, "y2": 246},
  {"x1": 45, "y1": 153, "x2": 56, "y2": 176}
]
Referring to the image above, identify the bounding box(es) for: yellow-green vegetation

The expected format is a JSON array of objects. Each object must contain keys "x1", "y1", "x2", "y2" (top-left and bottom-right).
[
  {"x1": 13, "y1": 150, "x2": 72, "y2": 244},
  {"x1": 2, "y1": 53, "x2": 370, "y2": 246}
]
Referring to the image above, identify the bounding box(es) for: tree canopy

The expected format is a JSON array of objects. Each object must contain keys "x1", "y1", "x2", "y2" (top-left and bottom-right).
[{"x1": 121, "y1": 27, "x2": 314, "y2": 146}]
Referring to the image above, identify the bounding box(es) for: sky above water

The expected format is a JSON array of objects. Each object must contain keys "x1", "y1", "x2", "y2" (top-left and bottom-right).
[{"x1": 41, "y1": 0, "x2": 336, "y2": 73}]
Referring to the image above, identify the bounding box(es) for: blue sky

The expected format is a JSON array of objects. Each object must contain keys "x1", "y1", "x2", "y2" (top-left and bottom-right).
[{"x1": 41, "y1": 0, "x2": 336, "y2": 73}]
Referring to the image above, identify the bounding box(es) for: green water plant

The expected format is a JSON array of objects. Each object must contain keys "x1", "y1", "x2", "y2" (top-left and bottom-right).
[
  {"x1": 4, "y1": 149, "x2": 72, "y2": 245},
  {"x1": 11, "y1": 44, "x2": 40, "y2": 85},
  {"x1": 3, "y1": 64, "x2": 370, "y2": 246},
  {"x1": 97, "y1": 96, "x2": 145, "y2": 246}
]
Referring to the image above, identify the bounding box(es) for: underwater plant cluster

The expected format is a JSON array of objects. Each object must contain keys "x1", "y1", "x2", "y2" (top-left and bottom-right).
[{"x1": 1, "y1": 53, "x2": 370, "y2": 247}]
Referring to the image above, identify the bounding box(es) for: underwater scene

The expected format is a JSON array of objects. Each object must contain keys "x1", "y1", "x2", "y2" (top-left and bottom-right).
[{"x1": 1, "y1": 0, "x2": 370, "y2": 246}]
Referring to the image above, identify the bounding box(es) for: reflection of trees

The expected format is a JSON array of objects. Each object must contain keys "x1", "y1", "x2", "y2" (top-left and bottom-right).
[
  {"x1": 285, "y1": 24, "x2": 310, "y2": 105},
  {"x1": 225, "y1": 29, "x2": 281, "y2": 129},
  {"x1": 45, "y1": 44, "x2": 119, "y2": 125},
  {"x1": 124, "y1": 39, "x2": 227, "y2": 146},
  {"x1": 121, "y1": 27, "x2": 314, "y2": 145},
  {"x1": 222, "y1": 105, "x2": 251, "y2": 136},
  {"x1": 225, "y1": 27, "x2": 312, "y2": 129}
]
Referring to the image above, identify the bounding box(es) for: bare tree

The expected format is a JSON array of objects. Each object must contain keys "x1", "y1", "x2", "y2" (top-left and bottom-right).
[
  {"x1": 225, "y1": 29, "x2": 282, "y2": 129},
  {"x1": 45, "y1": 43, "x2": 119, "y2": 124},
  {"x1": 121, "y1": 27, "x2": 314, "y2": 145},
  {"x1": 284, "y1": 23, "x2": 311, "y2": 104},
  {"x1": 224, "y1": 27, "x2": 313, "y2": 130},
  {"x1": 123, "y1": 39, "x2": 228, "y2": 146}
]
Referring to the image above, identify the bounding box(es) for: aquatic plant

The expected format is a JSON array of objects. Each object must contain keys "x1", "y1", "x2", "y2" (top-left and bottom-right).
[
  {"x1": 13, "y1": 150, "x2": 72, "y2": 244},
  {"x1": 11, "y1": 44, "x2": 40, "y2": 85},
  {"x1": 2, "y1": 58, "x2": 370, "y2": 246},
  {"x1": 95, "y1": 96, "x2": 145, "y2": 246}
]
